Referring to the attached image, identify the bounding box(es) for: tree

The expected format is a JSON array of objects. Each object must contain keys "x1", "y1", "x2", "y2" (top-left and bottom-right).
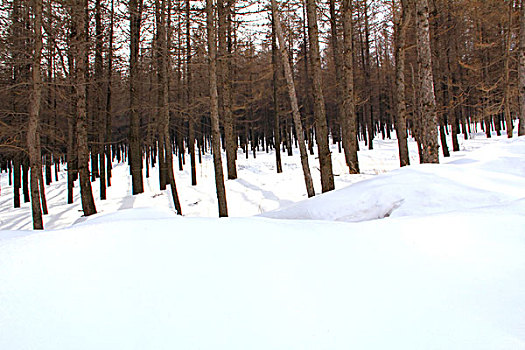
[
  {"x1": 271, "y1": 0, "x2": 315, "y2": 198},
  {"x1": 393, "y1": 0, "x2": 411, "y2": 166},
  {"x1": 342, "y1": 0, "x2": 360, "y2": 174},
  {"x1": 520, "y1": 0, "x2": 525, "y2": 135},
  {"x1": 27, "y1": 0, "x2": 44, "y2": 230},
  {"x1": 218, "y1": 0, "x2": 237, "y2": 180},
  {"x1": 206, "y1": 0, "x2": 228, "y2": 217},
  {"x1": 156, "y1": 0, "x2": 182, "y2": 214},
  {"x1": 415, "y1": 0, "x2": 439, "y2": 163},
  {"x1": 72, "y1": 0, "x2": 97, "y2": 215},
  {"x1": 129, "y1": 0, "x2": 144, "y2": 194},
  {"x1": 306, "y1": 0, "x2": 335, "y2": 192}
]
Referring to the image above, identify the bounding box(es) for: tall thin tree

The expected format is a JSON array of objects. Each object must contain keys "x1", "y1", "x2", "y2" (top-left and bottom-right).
[
  {"x1": 206, "y1": 0, "x2": 228, "y2": 217},
  {"x1": 393, "y1": 0, "x2": 411, "y2": 166},
  {"x1": 129, "y1": 0, "x2": 144, "y2": 194},
  {"x1": 342, "y1": 0, "x2": 360, "y2": 174},
  {"x1": 73, "y1": 0, "x2": 97, "y2": 215},
  {"x1": 28, "y1": 0, "x2": 44, "y2": 229},
  {"x1": 271, "y1": 0, "x2": 315, "y2": 197},
  {"x1": 305, "y1": 0, "x2": 335, "y2": 192},
  {"x1": 415, "y1": 0, "x2": 439, "y2": 163}
]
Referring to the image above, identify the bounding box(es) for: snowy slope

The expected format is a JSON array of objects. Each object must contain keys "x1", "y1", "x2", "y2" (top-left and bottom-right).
[
  {"x1": 1, "y1": 208, "x2": 524, "y2": 350},
  {"x1": 260, "y1": 138, "x2": 525, "y2": 222},
  {"x1": 0, "y1": 133, "x2": 524, "y2": 349}
]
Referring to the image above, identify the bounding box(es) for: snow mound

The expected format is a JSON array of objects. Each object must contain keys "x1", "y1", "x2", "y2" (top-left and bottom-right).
[
  {"x1": 1, "y1": 210, "x2": 524, "y2": 350},
  {"x1": 260, "y1": 138, "x2": 525, "y2": 222}
]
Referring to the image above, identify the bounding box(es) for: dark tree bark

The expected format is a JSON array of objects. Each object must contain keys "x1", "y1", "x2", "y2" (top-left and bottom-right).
[
  {"x1": 28, "y1": 0, "x2": 44, "y2": 230},
  {"x1": 218, "y1": 0, "x2": 237, "y2": 180},
  {"x1": 186, "y1": 0, "x2": 197, "y2": 186},
  {"x1": 13, "y1": 155, "x2": 21, "y2": 208},
  {"x1": 95, "y1": 0, "x2": 106, "y2": 199},
  {"x1": 105, "y1": 0, "x2": 114, "y2": 187},
  {"x1": 156, "y1": 0, "x2": 182, "y2": 214},
  {"x1": 519, "y1": 0, "x2": 525, "y2": 136},
  {"x1": 73, "y1": 0, "x2": 97, "y2": 216},
  {"x1": 271, "y1": 11, "x2": 283, "y2": 174},
  {"x1": 393, "y1": 0, "x2": 410, "y2": 167},
  {"x1": 129, "y1": 0, "x2": 144, "y2": 194},
  {"x1": 503, "y1": 0, "x2": 513, "y2": 138},
  {"x1": 207, "y1": 0, "x2": 228, "y2": 217},
  {"x1": 306, "y1": 0, "x2": 334, "y2": 193}
]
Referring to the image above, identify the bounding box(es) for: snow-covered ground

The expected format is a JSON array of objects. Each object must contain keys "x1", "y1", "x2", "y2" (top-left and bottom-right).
[{"x1": 1, "y1": 130, "x2": 524, "y2": 349}]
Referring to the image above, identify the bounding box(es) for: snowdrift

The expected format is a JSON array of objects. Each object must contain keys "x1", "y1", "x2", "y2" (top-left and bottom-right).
[
  {"x1": 1, "y1": 207, "x2": 525, "y2": 350},
  {"x1": 1, "y1": 137, "x2": 524, "y2": 349},
  {"x1": 260, "y1": 138, "x2": 525, "y2": 222}
]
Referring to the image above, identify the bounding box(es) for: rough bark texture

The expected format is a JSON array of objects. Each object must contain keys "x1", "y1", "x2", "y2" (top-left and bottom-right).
[
  {"x1": 28, "y1": 0, "x2": 43, "y2": 230},
  {"x1": 393, "y1": 0, "x2": 410, "y2": 167},
  {"x1": 157, "y1": 0, "x2": 182, "y2": 214},
  {"x1": 207, "y1": 0, "x2": 228, "y2": 217},
  {"x1": 271, "y1": 0, "x2": 315, "y2": 198},
  {"x1": 95, "y1": 0, "x2": 106, "y2": 199},
  {"x1": 218, "y1": 0, "x2": 237, "y2": 180},
  {"x1": 186, "y1": 0, "x2": 197, "y2": 186},
  {"x1": 518, "y1": 0, "x2": 525, "y2": 136},
  {"x1": 74, "y1": 0, "x2": 97, "y2": 216},
  {"x1": 306, "y1": 0, "x2": 334, "y2": 192},
  {"x1": 503, "y1": 0, "x2": 513, "y2": 138},
  {"x1": 416, "y1": 0, "x2": 439, "y2": 163},
  {"x1": 271, "y1": 12, "x2": 283, "y2": 174},
  {"x1": 105, "y1": 0, "x2": 114, "y2": 187},
  {"x1": 129, "y1": 0, "x2": 144, "y2": 194},
  {"x1": 342, "y1": 0, "x2": 360, "y2": 174}
]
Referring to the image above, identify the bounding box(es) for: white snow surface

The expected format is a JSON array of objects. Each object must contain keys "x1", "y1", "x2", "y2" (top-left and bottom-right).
[
  {"x1": 261, "y1": 138, "x2": 525, "y2": 221},
  {"x1": 1, "y1": 131, "x2": 525, "y2": 349}
]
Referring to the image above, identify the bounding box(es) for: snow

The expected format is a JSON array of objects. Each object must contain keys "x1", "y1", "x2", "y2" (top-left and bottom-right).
[
  {"x1": 261, "y1": 138, "x2": 525, "y2": 222},
  {"x1": 1, "y1": 130, "x2": 524, "y2": 349}
]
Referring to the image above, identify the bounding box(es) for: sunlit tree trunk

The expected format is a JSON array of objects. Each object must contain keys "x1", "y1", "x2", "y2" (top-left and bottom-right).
[
  {"x1": 271, "y1": 0, "x2": 315, "y2": 197},
  {"x1": 416, "y1": 0, "x2": 439, "y2": 163}
]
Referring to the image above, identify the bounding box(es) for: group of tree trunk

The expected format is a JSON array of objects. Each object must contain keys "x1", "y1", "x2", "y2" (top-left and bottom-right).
[{"x1": 1, "y1": 0, "x2": 525, "y2": 229}]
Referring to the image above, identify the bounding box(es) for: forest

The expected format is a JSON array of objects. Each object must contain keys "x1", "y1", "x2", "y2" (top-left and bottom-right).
[{"x1": 1, "y1": 0, "x2": 524, "y2": 229}]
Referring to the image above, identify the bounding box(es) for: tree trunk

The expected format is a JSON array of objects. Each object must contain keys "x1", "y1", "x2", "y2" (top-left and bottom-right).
[
  {"x1": 416, "y1": 0, "x2": 439, "y2": 163},
  {"x1": 306, "y1": 0, "x2": 334, "y2": 192},
  {"x1": 13, "y1": 155, "x2": 21, "y2": 208},
  {"x1": 105, "y1": 0, "x2": 114, "y2": 187},
  {"x1": 218, "y1": 0, "x2": 237, "y2": 180},
  {"x1": 342, "y1": 0, "x2": 359, "y2": 173},
  {"x1": 129, "y1": 0, "x2": 144, "y2": 194},
  {"x1": 271, "y1": 0, "x2": 315, "y2": 197},
  {"x1": 271, "y1": 12, "x2": 283, "y2": 174},
  {"x1": 74, "y1": 0, "x2": 97, "y2": 216},
  {"x1": 186, "y1": 0, "x2": 197, "y2": 186},
  {"x1": 157, "y1": 0, "x2": 182, "y2": 214},
  {"x1": 519, "y1": 0, "x2": 525, "y2": 136},
  {"x1": 28, "y1": 0, "x2": 44, "y2": 230},
  {"x1": 393, "y1": 0, "x2": 410, "y2": 167},
  {"x1": 207, "y1": 0, "x2": 228, "y2": 217},
  {"x1": 95, "y1": 0, "x2": 106, "y2": 199}
]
